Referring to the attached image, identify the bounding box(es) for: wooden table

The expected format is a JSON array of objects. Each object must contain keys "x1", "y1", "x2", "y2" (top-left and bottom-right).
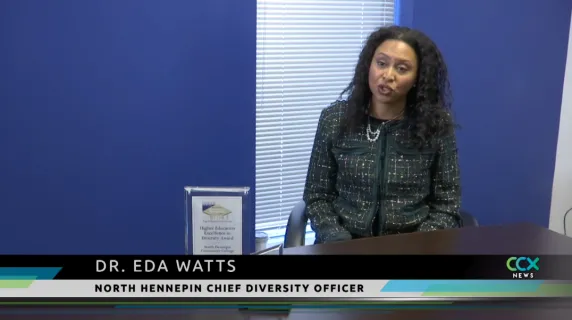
[
  {"x1": 2, "y1": 303, "x2": 571, "y2": 319},
  {"x1": 283, "y1": 223, "x2": 572, "y2": 255}
]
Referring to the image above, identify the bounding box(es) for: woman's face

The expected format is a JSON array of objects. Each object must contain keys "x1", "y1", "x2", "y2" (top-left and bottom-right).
[{"x1": 368, "y1": 39, "x2": 418, "y2": 106}]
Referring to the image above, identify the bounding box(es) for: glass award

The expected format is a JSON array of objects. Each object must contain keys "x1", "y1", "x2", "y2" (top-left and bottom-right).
[{"x1": 184, "y1": 186, "x2": 250, "y2": 255}]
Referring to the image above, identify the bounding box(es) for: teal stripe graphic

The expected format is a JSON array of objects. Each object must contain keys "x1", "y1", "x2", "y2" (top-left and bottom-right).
[
  {"x1": 0, "y1": 267, "x2": 61, "y2": 280},
  {"x1": 380, "y1": 280, "x2": 544, "y2": 292}
]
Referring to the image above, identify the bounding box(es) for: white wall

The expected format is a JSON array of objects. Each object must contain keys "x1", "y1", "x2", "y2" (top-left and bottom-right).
[{"x1": 550, "y1": 11, "x2": 572, "y2": 237}]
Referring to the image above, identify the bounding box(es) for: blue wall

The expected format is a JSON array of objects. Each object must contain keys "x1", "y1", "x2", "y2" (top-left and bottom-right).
[
  {"x1": 402, "y1": 0, "x2": 571, "y2": 226},
  {"x1": 2, "y1": 0, "x2": 570, "y2": 254},
  {"x1": 0, "y1": 0, "x2": 256, "y2": 254}
]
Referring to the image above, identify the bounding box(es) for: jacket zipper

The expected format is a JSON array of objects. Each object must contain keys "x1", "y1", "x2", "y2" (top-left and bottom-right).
[
  {"x1": 378, "y1": 131, "x2": 389, "y2": 235},
  {"x1": 369, "y1": 123, "x2": 388, "y2": 236}
]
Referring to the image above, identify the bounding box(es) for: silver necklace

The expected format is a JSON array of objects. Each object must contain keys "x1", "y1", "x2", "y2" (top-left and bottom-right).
[
  {"x1": 366, "y1": 120, "x2": 381, "y2": 142},
  {"x1": 366, "y1": 111, "x2": 404, "y2": 143}
]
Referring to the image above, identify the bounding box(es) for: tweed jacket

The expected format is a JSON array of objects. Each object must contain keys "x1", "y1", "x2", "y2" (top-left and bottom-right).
[{"x1": 303, "y1": 100, "x2": 461, "y2": 243}]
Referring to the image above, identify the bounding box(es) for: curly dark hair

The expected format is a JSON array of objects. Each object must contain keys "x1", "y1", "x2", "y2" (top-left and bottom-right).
[{"x1": 340, "y1": 25, "x2": 456, "y2": 148}]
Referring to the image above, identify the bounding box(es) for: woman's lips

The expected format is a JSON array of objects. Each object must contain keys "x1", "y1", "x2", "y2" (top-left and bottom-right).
[{"x1": 377, "y1": 84, "x2": 394, "y2": 96}]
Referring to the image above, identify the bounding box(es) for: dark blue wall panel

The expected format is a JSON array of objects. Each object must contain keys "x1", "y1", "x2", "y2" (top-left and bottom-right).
[
  {"x1": 0, "y1": 0, "x2": 256, "y2": 254},
  {"x1": 409, "y1": 0, "x2": 571, "y2": 226},
  {"x1": 3, "y1": 0, "x2": 569, "y2": 254}
]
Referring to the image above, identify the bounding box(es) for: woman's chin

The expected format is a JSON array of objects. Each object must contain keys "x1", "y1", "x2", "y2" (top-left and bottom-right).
[{"x1": 372, "y1": 94, "x2": 394, "y2": 105}]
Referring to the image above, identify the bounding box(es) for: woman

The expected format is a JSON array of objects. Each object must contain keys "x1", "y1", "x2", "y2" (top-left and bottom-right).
[{"x1": 303, "y1": 26, "x2": 461, "y2": 244}]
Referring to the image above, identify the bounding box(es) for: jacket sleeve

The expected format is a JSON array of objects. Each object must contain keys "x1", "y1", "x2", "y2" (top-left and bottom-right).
[
  {"x1": 417, "y1": 132, "x2": 462, "y2": 232},
  {"x1": 303, "y1": 108, "x2": 352, "y2": 243}
]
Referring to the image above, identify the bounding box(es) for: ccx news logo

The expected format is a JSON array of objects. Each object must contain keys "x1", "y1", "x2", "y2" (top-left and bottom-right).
[{"x1": 506, "y1": 257, "x2": 539, "y2": 279}]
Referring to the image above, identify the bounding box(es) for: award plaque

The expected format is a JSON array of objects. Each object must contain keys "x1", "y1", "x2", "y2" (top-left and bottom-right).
[{"x1": 184, "y1": 186, "x2": 250, "y2": 255}]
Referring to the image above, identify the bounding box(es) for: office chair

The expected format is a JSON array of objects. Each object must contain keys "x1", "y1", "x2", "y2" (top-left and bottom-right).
[{"x1": 283, "y1": 200, "x2": 479, "y2": 248}]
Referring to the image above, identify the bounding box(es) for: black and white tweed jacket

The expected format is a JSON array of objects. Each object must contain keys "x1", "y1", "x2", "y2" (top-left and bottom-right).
[{"x1": 303, "y1": 100, "x2": 461, "y2": 243}]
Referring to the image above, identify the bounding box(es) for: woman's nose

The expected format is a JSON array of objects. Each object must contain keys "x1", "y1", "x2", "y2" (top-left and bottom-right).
[{"x1": 383, "y1": 69, "x2": 396, "y2": 81}]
